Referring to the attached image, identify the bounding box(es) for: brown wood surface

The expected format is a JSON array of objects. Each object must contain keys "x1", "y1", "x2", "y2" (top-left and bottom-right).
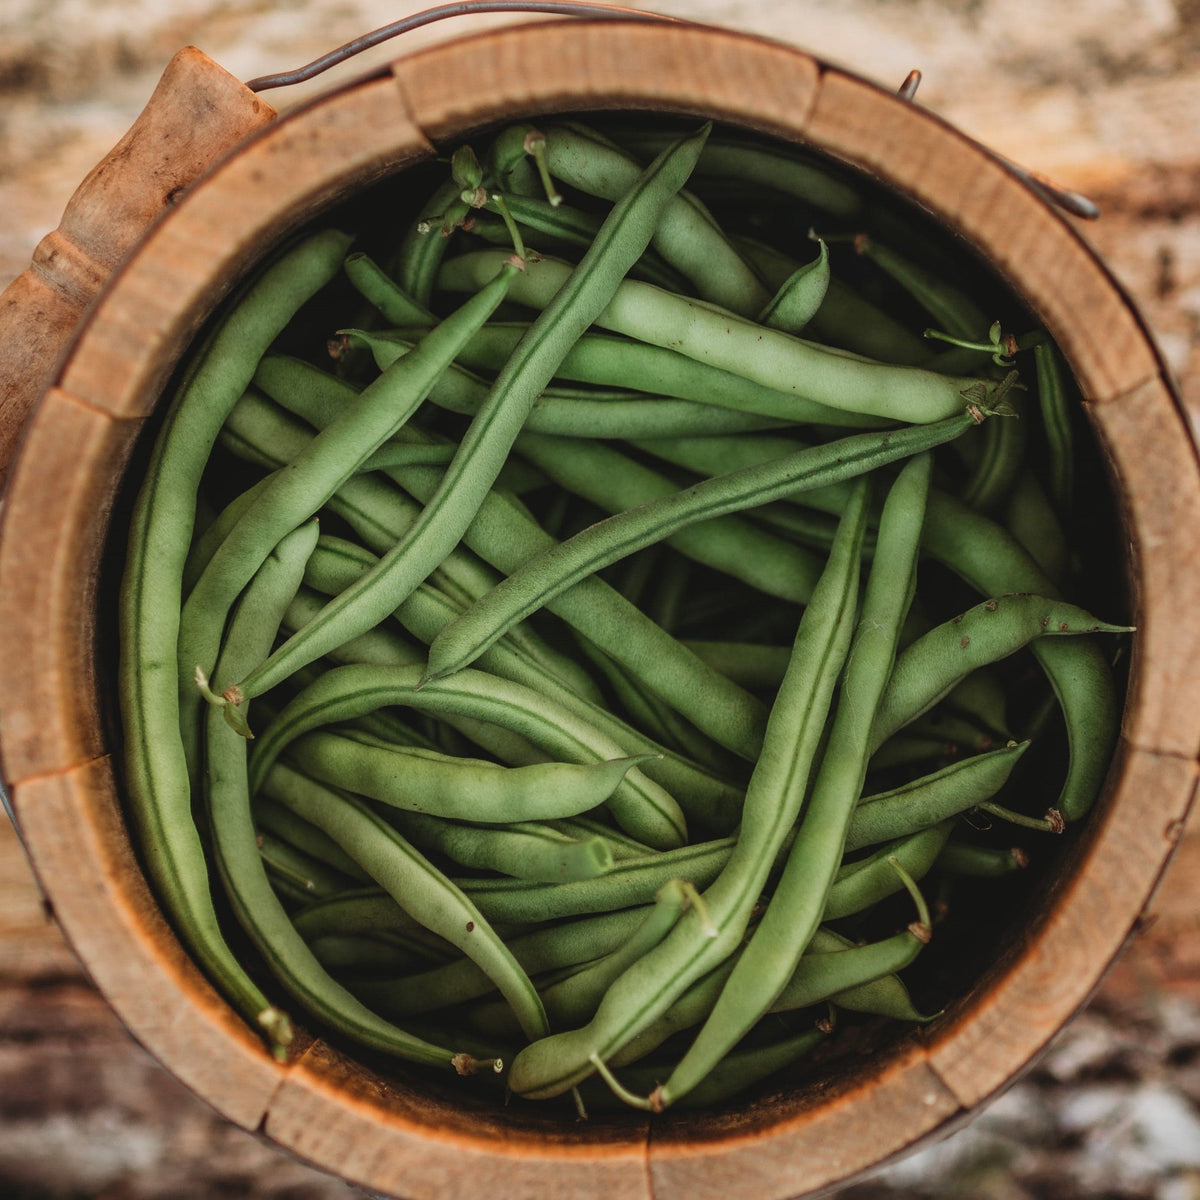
[
  {"x1": 0, "y1": 47, "x2": 276, "y2": 494},
  {"x1": 0, "y1": 17, "x2": 1196, "y2": 1200}
]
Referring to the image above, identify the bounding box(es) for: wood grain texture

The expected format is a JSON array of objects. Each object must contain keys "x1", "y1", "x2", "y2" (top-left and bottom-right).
[
  {"x1": 11, "y1": 757, "x2": 284, "y2": 1130},
  {"x1": 924, "y1": 740, "x2": 1198, "y2": 1108},
  {"x1": 804, "y1": 70, "x2": 1164, "y2": 404},
  {"x1": 0, "y1": 47, "x2": 275, "y2": 493},
  {"x1": 393, "y1": 19, "x2": 821, "y2": 146},
  {"x1": 57, "y1": 74, "x2": 434, "y2": 420},
  {"x1": 647, "y1": 1043, "x2": 959, "y2": 1200},
  {"x1": 264, "y1": 1039, "x2": 652, "y2": 1200},
  {"x1": 1086, "y1": 375, "x2": 1200, "y2": 757},
  {"x1": 0, "y1": 388, "x2": 136, "y2": 784}
]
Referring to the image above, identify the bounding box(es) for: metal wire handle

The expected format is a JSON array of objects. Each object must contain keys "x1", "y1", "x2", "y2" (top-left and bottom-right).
[{"x1": 245, "y1": 1, "x2": 686, "y2": 92}]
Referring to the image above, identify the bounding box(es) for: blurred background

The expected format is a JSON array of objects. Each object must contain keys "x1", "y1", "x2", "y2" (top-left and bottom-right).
[{"x1": 3, "y1": 1, "x2": 1200, "y2": 1196}]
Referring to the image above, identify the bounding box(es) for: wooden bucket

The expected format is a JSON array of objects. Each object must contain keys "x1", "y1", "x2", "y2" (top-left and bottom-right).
[{"x1": 1, "y1": 19, "x2": 1197, "y2": 1200}]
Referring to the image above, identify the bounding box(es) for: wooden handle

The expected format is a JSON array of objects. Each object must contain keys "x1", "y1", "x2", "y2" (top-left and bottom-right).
[{"x1": 0, "y1": 46, "x2": 276, "y2": 492}]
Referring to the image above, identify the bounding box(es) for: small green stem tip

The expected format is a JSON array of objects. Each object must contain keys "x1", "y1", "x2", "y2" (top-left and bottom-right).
[
  {"x1": 588, "y1": 1052, "x2": 659, "y2": 1111},
  {"x1": 452, "y1": 1053, "x2": 504, "y2": 1076},
  {"x1": 523, "y1": 130, "x2": 563, "y2": 207}
]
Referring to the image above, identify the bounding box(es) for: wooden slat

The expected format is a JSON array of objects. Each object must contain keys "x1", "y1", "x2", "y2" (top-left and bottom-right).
[
  {"x1": 0, "y1": 388, "x2": 138, "y2": 783},
  {"x1": 1085, "y1": 375, "x2": 1200, "y2": 757},
  {"x1": 648, "y1": 1043, "x2": 958, "y2": 1200},
  {"x1": 925, "y1": 741, "x2": 1198, "y2": 1108},
  {"x1": 264, "y1": 1040, "x2": 652, "y2": 1200},
  {"x1": 394, "y1": 20, "x2": 821, "y2": 146},
  {"x1": 804, "y1": 70, "x2": 1162, "y2": 404},
  {"x1": 57, "y1": 75, "x2": 434, "y2": 420},
  {"x1": 11, "y1": 757, "x2": 284, "y2": 1130}
]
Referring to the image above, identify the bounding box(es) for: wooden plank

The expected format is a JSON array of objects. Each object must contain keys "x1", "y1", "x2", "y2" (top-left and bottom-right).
[
  {"x1": 925, "y1": 741, "x2": 1198, "y2": 1108},
  {"x1": 57, "y1": 75, "x2": 434, "y2": 420},
  {"x1": 1085, "y1": 374, "x2": 1200, "y2": 758},
  {"x1": 0, "y1": 388, "x2": 138, "y2": 783},
  {"x1": 264, "y1": 1039, "x2": 652, "y2": 1200},
  {"x1": 804, "y1": 70, "x2": 1162, "y2": 404},
  {"x1": 11, "y1": 757, "x2": 284, "y2": 1130},
  {"x1": 648, "y1": 1043, "x2": 958, "y2": 1200},
  {"x1": 394, "y1": 21, "x2": 821, "y2": 146}
]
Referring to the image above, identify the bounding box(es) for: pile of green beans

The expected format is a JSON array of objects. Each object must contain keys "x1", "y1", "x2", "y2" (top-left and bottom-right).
[{"x1": 117, "y1": 116, "x2": 1130, "y2": 1113}]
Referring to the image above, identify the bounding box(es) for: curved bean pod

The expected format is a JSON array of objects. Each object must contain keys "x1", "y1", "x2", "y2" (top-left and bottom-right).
[
  {"x1": 505, "y1": 480, "x2": 870, "y2": 1100},
  {"x1": 438, "y1": 248, "x2": 987, "y2": 423},
  {"x1": 247, "y1": 663, "x2": 687, "y2": 850},
  {"x1": 236, "y1": 125, "x2": 714, "y2": 704},
  {"x1": 119, "y1": 229, "x2": 350, "y2": 1035},
  {"x1": 287, "y1": 730, "x2": 653, "y2": 824}
]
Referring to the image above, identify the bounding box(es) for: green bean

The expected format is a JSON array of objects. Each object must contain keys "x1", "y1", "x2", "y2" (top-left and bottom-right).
[
  {"x1": 823, "y1": 823, "x2": 953, "y2": 921},
  {"x1": 870, "y1": 594, "x2": 1130, "y2": 754},
  {"x1": 259, "y1": 831, "x2": 355, "y2": 902},
  {"x1": 381, "y1": 810, "x2": 614, "y2": 884},
  {"x1": 734, "y1": 236, "x2": 935, "y2": 368},
  {"x1": 656, "y1": 456, "x2": 930, "y2": 1107},
  {"x1": 352, "y1": 329, "x2": 790, "y2": 439},
  {"x1": 852, "y1": 233, "x2": 991, "y2": 342},
  {"x1": 458, "y1": 837, "x2": 734, "y2": 926},
  {"x1": 608, "y1": 921, "x2": 927, "y2": 1074},
  {"x1": 248, "y1": 366, "x2": 769, "y2": 763},
  {"x1": 1004, "y1": 467, "x2": 1070, "y2": 585},
  {"x1": 287, "y1": 729, "x2": 654, "y2": 824},
  {"x1": 182, "y1": 472, "x2": 276, "y2": 594},
  {"x1": 235, "y1": 125, "x2": 714, "y2": 705},
  {"x1": 392, "y1": 177, "x2": 463, "y2": 306},
  {"x1": 592, "y1": 1023, "x2": 828, "y2": 1111},
  {"x1": 300, "y1": 534, "x2": 745, "y2": 829},
  {"x1": 119, "y1": 229, "x2": 350, "y2": 1040},
  {"x1": 380, "y1": 321, "x2": 887, "y2": 428},
  {"x1": 635, "y1": 434, "x2": 1123, "y2": 823},
  {"x1": 1034, "y1": 341, "x2": 1076, "y2": 514},
  {"x1": 355, "y1": 904, "x2": 658, "y2": 1017},
  {"x1": 757, "y1": 239, "x2": 829, "y2": 332},
  {"x1": 308, "y1": 934, "x2": 428, "y2": 977},
  {"x1": 537, "y1": 878, "x2": 697, "y2": 1031},
  {"x1": 679, "y1": 641, "x2": 790, "y2": 691},
  {"x1": 473, "y1": 193, "x2": 693, "y2": 293},
  {"x1": 180, "y1": 261, "x2": 518, "y2": 775},
  {"x1": 253, "y1": 794, "x2": 369, "y2": 882},
  {"x1": 292, "y1": 890, "x2": 459, "y2": 959},
  {"x1": 846, "y1": 742, "x2": 1029, "y2": 852},
  {"x1": 936, "y1": 841, "x2": 1028, "y2": 877},
  {"x1": 539, "y1": 122, "x2": 767, "y2": 315},
  {"x1": 205, "y1": 519, "x2": 494, "y2": 1067},
  {"x1": 868, "y1": 734, "x2": 959, "y2": 773},
  {"x1": 506, "y1": 479, "x2": 869, "y2": 1100},
  {"x1": 261, "y1": 763, "x2": 548, "y2": 1042},
  {"x1": 439, "y1": 249, "x2": 988, "y2": 423},
  {"x1": 225, "y1": 381, "x2": 598, "y2": 700},
  {"x1": 248, "y1": 663, "x2": 687, "y2": 851},
  {"x1": 513, "y1": 432, "x2": 825, "y2": 604},
  {"x1": 424, "y1": 416, "x2": 978, "y2": 686},
  {"x1": 549, "y1": 817, "x2": 655, "y2": 862},
  {"x1": 344, "y1": 251, "x2": 433, "y2": 326},
  {"x1": 961, "y1": 407, "x2": 1028, "y2": 516}
]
